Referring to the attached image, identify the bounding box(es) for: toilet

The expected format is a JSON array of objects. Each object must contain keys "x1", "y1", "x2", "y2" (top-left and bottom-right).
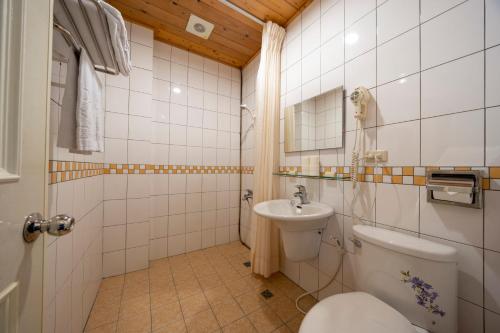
[{"x1": 300, "y1": 225, "x2": 458, "y2": 333}]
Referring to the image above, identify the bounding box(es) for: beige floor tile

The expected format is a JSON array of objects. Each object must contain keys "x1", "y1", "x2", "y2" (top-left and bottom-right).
[
  {"x1": 122, "y1": 282, "x2": 150, "y2": 301},
  {"x1": 152, "y1": 319, "x2": 186, "y2": 333},
  {"x1": 224, "y1": 278, "x2": 252, "y2": 297},
  {"x1": 119, "y1": 294, "x2": 151, "y2": 318},
  {"x1": 100, "y1": 276, "x2": 125, "y2": 291},
  {"x1": 296, "y1": 295, "x2": 316, "y2": 312},
  {"x1": 179, "y1": 292, "x2": 210, "y2": 318},
  {"x1": 235, "y1": 291, "x2": 267, "y2": 315},
  {"x1": 175, "y1": 279, "x2": 202, "y2": 300},
  {"x1": 246, "y1": 307, "x2": 283, "y2": 333},
  {"x1": 125, "y1": 269, "x2": 149, "y2": 283},
  {"x1": 285, "y1": 314, "x2": 304, "y2": 333},
  {"x1": 151, "y1": 300, "x2": 184, "y2": 331},
  {"x1": 222, "y1": 317, "x2": 256, "y2": 333},
  {"x1": 86, "y1": 302, "x2": 120, "y2": 330},
  {"x1": 184, "y1": 309, "x2": 220, "y2": 333},
  {"x1": 94, "y1": 290, "x2": 122, "y2": 309},
  {"x1": 211, "y1": 298, "x2": 244, "y2": 327},
  {"x1": 85, "y1": 322, "x2": 117, "y2": 333},
  {"x1": 267, "y1": 297, "x2": 300, "y2": 323},
  {"x1": 198, "y1": 274, "x2": 223, "y2": 291},
  {"x1": 150, "y1": 289, "x2": 178, "y2": 309},
  {"x1": 204, "y1": 285, "x2": 230, "y2": 306},
  {"x1": 116, "y1": 311, "x2": 151, "y2": 333},
  {"x1": 273, "y1": 325, "x2": 292, "y2": 333}
]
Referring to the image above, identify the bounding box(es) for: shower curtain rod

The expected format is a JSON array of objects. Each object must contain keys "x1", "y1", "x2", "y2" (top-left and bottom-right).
[{"x1": 218, "y1": 0, "x2": 265, "y2": 26}]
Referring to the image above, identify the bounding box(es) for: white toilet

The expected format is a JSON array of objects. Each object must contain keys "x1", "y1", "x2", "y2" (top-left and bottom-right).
[{"x1": 300, "y1": 225, "x2": 458, "y2": 333}]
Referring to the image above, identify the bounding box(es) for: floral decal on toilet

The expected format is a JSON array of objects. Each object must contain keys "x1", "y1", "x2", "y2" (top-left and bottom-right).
[{"x1": 401, "y1": 270, "x2": 445, "y2": 317}]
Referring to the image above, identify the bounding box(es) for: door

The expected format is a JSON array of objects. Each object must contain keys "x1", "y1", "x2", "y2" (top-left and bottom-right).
[{"x1": 0, "y1": 0, "x2": 53, "y2": 332}]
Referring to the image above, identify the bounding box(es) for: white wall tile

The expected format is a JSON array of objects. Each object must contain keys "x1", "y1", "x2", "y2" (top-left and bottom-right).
[
  {"x1": 420, "y1": 189, "x2": 483, "y2": 247},
  {"x1": 485, "y1": 250, "x2": 500, "y2": 313},
  {"x1": 421, "y1": 53, "x2": 484, "y2": 118},
  {"x1": 377, "y1": 28, "x2": 420, "y2": 85},
  {"x1": 131, "y1": 42, "x2": 153, "y2": 70},
  {"x1": 321, "y1": 34, "x2": 344, "y2": 74},
  {"x1": 153, "y1": 57, "x2": 170, "y2": 81},
  {"x1": 345, "y1": 11, "x2": 376, "y2": 61},
  {"x1": 105, "y1": 87, "x2": 128, "y2": 114},
  {"x1": 377, "y1": 74, "x2": 420, "y2": 125},
  {"x1": 485, "y1": 191, "x2": 500, "y2": 252},
  {"x1": 126, "y1": 246, "x2": 149, "y2": 272},
  {"x1": 131, "y1": 24, "x2": 153, "y2": 47},
  {"x1": 486, "y1": 46, "x2": 500, "y2": 108},
  {"x1": 421, "y1": 0, "x2": 484, "y2": 69},
  {"x1": 129, "y1": 91, "x2": 152, "y2": 117},
  {"x1": 104, "y1": 200, "x2": 126, "y2": 226},
  {"x1": 486, "y1": 107, "x2": 500, "y2": 166},
  {"x1": 302, "y1": 49, "x2": 321, "y2": 84},
  {"x1": 377, "y1": 0, "x2": 419, "y2": 44},
  {"x1": 377, "y1": 120, "x2": 420, "y2": 166},
  {"x1": 486, "y1": 0, "x2": 500, "y2": 48},
  {"x1": 321, "y1": 0, "x2": 344, "y2": 43},
  {"x1": 376, "y1": 184, "x2": 419, "y2": 232},
  {"x1": 103, "y1": 225, "x2": 126, "y2": 252},
  {"x1": 130, "y1": 67, "x2": 153, "y2": 94},
  {"x1": 421, "y1": 110, "x2": 484, "y2": 166},
  {"x1": 345, "y1": 0, "x2": 376, "y2": 27}
]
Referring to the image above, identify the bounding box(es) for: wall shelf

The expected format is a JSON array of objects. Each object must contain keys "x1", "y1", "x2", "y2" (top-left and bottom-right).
[{"x1": 273, "y1": 173, "x2": 350, "y2": 181}]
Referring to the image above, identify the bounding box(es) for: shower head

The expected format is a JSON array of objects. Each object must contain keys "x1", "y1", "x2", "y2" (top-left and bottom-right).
[{"x1": 240, "y1": 104, "x2": 256, "y2": 119}]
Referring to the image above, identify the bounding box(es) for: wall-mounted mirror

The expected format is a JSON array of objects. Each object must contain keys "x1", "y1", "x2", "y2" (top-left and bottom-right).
[{"x1": 284, "y1": 86, "x2": 344, "y2": 152}]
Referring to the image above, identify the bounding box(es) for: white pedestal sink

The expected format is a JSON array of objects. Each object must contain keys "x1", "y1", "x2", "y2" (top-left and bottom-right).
[{"x1": 253, "y1": 199, "x2": 334, "y2": 262}]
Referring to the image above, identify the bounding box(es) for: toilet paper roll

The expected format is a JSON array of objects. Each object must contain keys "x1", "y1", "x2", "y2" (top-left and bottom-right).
[{"x1": 433, "y1": 191, "x2": 473, "y2": 204}]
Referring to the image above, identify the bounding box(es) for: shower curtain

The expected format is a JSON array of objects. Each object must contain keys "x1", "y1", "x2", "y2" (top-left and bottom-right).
[{"x1": 250, "y1": 21, "x2": 285, "y2": 278}]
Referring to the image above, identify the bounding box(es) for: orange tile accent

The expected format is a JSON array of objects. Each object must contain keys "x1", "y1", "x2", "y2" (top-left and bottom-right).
[
  {"x1": 483, "y1": 179, "x2": 490, "y2": 190},
  {"x1": 392, "y1": 176, "x2": 403, "y2": 184},
  {"x1": 402, "y1": 167, "x2": 414, "y2": 176},
  {"x1": 454, "y1": 167, "x2": 471, "y2": 171},
  {"x1": 414, "y1": 176, "x2": 426, "y2": 185},
  {"x1": 365, "y1": 167, "x2": 374, "y2": 175},
  {"x1": 374, "y1": 175, "x2": 383, "y2": 183},
  {"x1": 382, "y1": 167, "x2": 392, "y2": 176},
  {"x1": 490, "y1": 167, "x2": 500, "y2": 179}
]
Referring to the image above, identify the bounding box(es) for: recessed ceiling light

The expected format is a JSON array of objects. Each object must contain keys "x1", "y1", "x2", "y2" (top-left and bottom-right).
[{"x1": 186, "y1": 14, "x2": 214, "y2": 39}]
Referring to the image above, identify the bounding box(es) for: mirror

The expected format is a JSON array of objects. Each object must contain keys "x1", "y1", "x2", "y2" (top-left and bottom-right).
[{"x1": 284, "y1": 86, "x2": 344, "y2": 152}]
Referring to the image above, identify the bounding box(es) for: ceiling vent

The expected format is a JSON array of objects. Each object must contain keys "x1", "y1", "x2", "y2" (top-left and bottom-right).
[{"x1": 186, "y1": 14, "x2": 214, "y2": 39}]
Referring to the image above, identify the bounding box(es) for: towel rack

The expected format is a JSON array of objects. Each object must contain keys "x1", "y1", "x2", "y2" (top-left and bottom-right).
[{"x1": 53, "y1": 0, "x2": 119, "y2": 75}]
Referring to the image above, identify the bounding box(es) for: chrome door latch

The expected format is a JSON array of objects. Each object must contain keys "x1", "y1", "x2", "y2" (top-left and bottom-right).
[
  {"x1": 23, "y1": 212, "x2": 75, "y2": 242},
  {"x1": 349, "y1": 237, "x2": 362, "y2": 248}
]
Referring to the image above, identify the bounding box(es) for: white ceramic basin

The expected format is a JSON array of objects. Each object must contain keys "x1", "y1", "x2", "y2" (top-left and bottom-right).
[
  {"x1": 253, "y1": 199, "x2": 334, "y2": 262},
  {"x1": 253, "y1": 199, "x2": 334, "y2": 224}
]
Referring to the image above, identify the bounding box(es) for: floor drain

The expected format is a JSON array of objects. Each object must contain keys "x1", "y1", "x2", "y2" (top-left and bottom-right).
[
  {"x1": 243, "y1": 261, "x2": 251, "y2": 267},
  {"x1": 260, "y1": 289, "x2": 274, "y2": 299}
]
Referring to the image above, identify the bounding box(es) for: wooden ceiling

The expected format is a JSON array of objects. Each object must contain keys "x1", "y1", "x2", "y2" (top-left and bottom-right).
[{"x1": 107, "y1": 0, "x2": 311, "y2": 68}]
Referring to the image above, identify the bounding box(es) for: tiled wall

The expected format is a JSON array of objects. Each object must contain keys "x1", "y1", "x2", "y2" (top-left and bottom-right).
[
  {"x1": 102, "y1": 23, "x2": 242, "y2": 277},
  {"x1": 242, "y1": 0, "x2": 500, "y2": 332},
  {"x1": 45, "y1": 58, "x2": 105, "y2": 332}
]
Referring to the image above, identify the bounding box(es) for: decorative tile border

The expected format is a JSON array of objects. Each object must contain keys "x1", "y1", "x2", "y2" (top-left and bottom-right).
[
  {"x1": 277, "y1": 166, "x2": 500, "y2": 190},
  {"x1": 48, "y1": 161, "x2": 244, "y2": 184},
  {"x1": 48, "y1": 161, "x2": 104, "y2": 185},
  {"x1": 103, "y1": 164, "x2": 241, "y2": 174}
]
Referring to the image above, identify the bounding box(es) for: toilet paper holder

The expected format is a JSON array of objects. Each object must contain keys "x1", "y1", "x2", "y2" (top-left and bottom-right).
[{"x1": 426, "y1": 170, "x2": 482, "y2": 209}]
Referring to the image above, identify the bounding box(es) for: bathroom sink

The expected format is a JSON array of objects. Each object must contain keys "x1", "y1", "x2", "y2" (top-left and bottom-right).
[
  {"x1": 253, "y1": 199, "x2": 334, "y2": 223},
  {"x1": 253, "y1": 199, "x2": 334, "y2": 261}
]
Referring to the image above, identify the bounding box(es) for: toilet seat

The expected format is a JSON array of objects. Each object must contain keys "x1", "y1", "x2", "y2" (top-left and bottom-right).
[{"x1": 299, "y1": 292, "x2": 419, "y2": 333}]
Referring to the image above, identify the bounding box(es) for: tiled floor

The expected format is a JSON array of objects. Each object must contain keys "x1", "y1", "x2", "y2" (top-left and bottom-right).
[{"x1": 84, "y1": 242, "x2": 316, "y2": 333}]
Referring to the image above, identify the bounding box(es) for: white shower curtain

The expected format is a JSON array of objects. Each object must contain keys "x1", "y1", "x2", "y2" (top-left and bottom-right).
[{"x1": 250, "y1": 21, "x2": 286, "y2": 278}]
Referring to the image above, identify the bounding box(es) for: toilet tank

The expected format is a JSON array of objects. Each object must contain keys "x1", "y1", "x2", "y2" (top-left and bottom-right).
[{"x1": 351, "y1": 225, "x2": 458, "y2": 333}]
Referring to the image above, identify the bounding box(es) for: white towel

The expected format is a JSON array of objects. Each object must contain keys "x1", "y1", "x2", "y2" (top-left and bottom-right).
[
  {"x1": 99, "y1": 0, "x2": 132, "y2": 75},
  {"x1": 76, "y1": 48, "x2": 104, "y2": 152}
]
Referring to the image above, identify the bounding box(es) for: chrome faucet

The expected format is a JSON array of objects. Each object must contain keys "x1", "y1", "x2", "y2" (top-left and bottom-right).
[
  {"x1": 293, "y1": 185, "x2": 310, "y2": 205},
  {"x1": 242, "y1": 189, "x2": 253, "y2": 202}
]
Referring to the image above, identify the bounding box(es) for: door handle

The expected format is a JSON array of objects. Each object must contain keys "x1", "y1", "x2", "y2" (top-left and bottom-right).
[{"x1": 23, "y1": 212, "x2": 75, "y2": 242}]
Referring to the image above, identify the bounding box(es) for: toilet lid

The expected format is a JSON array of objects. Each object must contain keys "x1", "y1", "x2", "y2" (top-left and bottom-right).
[{"x1": 299, "y1": 292, "x2": 418, "y2": 333}]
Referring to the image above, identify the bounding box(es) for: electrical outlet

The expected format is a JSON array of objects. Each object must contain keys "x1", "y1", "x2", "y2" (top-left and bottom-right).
[{"x1": 365, "y1": 150, "x2": 388, "y2": 162}]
